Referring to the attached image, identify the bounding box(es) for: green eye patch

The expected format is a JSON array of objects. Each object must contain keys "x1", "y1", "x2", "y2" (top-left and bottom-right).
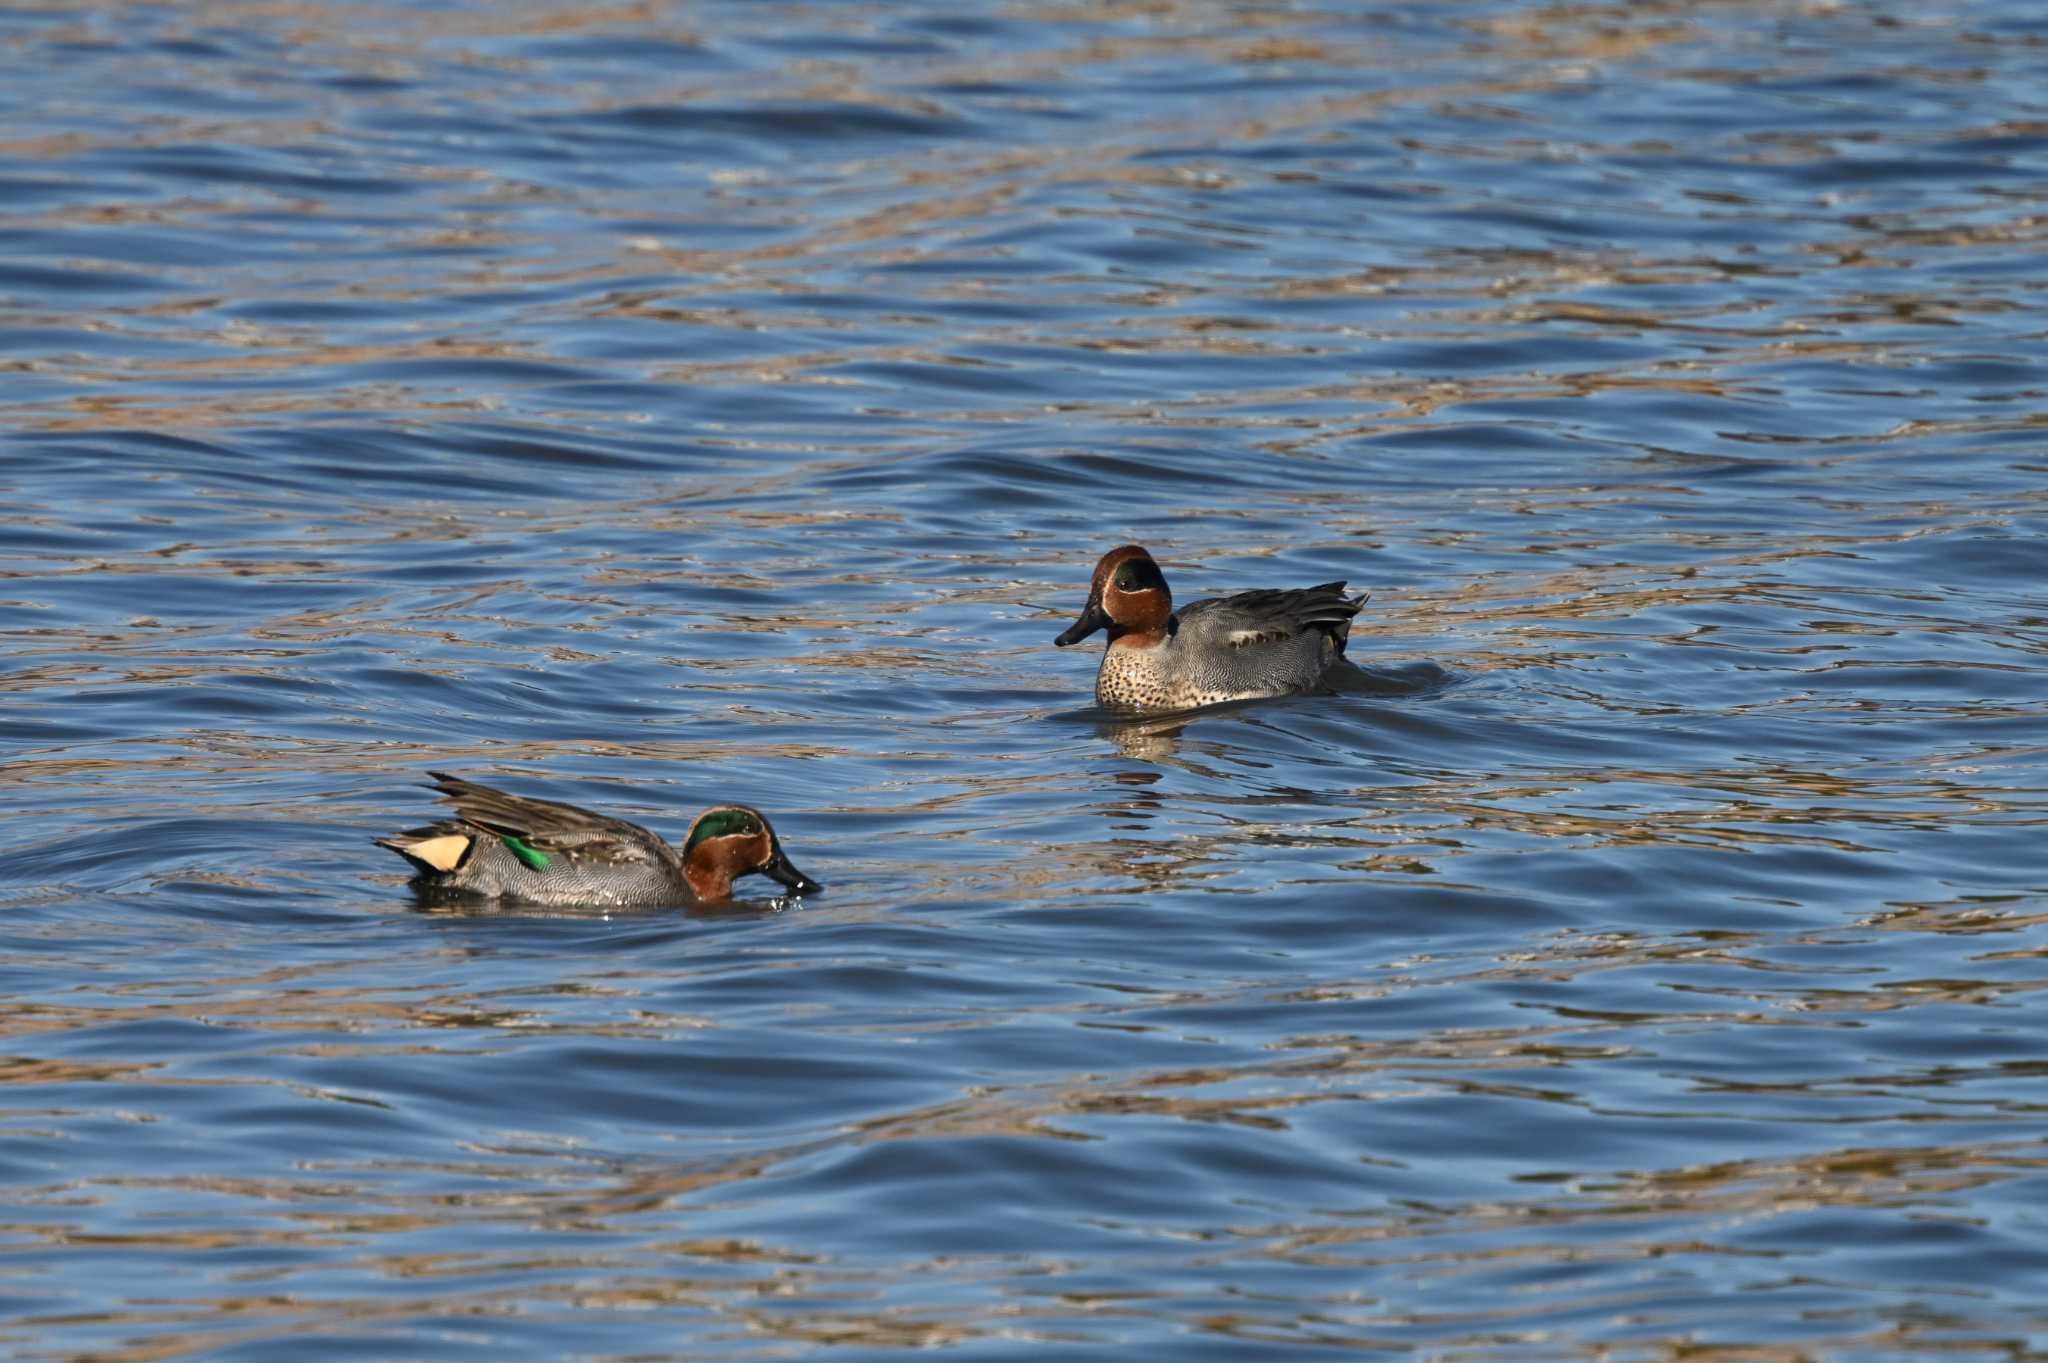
[
  {"x1": 686, "y1": 809, "x2": 763, "y2": 853},
  {"x1": 1114, "y1": 558, "x2": 1167, "y2": 593}
]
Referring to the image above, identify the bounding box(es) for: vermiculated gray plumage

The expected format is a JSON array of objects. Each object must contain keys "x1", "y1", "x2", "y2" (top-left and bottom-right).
[
  {"x1": 378, "y1": 772, "x2": 690, "y2": 907},
  {"x1": 1096, "y1": 583, "x2": 1366, "y2": 713}
]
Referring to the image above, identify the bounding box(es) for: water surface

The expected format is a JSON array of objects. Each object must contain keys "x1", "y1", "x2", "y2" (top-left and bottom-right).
[{"x1": 4, "y1": 1, "x2": 2048, "y2": 1358}]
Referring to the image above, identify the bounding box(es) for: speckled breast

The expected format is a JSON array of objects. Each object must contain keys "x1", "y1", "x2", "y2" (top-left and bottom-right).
[{"x1": 1094, "y1": 636, "x2": 1334, "y2": 714}]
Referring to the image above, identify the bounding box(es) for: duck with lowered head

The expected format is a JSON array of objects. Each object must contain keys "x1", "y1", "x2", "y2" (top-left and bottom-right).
[{"x1": 378, "y1": 772, "x2": 821, "y2": 909}]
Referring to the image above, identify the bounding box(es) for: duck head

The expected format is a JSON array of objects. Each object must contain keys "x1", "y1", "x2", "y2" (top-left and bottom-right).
[
  {"x1": 681, "y1": 805, "x2": 822, "y2": 902},
  {"x1": 1054, "y1": 544, "x2": 1172, "y2": 648}
]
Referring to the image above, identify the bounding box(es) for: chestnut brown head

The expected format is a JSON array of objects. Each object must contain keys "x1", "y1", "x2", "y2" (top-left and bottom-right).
[
  {"x1": 681, "y1": 805, "x2": 821, "y2": 902},
  {"x1": 1054, "y1": 545, "x2": 1173, "y2": 648}
]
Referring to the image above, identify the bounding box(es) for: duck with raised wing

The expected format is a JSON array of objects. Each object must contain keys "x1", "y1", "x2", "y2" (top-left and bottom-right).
[
  {"x1": 377, "y1": 772, "x2": 821, "y2": 908},
  {"x1": 1054, "y1": 545, "x2": 1367, "y2": 713}
]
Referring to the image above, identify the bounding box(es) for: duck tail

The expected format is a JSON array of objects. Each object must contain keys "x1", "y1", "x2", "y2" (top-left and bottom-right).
[
  {"x1": 376, "y1": 823, "x2": 477, "y2": 875},
  {"x1": 1304, "y1": 586, "x2": 1369, "y2": 652}
]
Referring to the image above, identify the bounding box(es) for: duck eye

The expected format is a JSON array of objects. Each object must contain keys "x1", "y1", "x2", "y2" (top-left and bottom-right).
[
  {"x1": 686, "y1": 809, "x2": 763, "y2": 852},
  {"x1": 1114, "y1": 560, "x2": 1163, "y2": 592}
]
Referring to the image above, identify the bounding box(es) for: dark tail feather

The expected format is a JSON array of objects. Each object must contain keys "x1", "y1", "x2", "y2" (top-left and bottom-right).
[
  {"x1": 1296, "y1": 588, "x2": 1367, "y2": 651},
  {"x1": 1314, "y1": 590, "x2": 1369, "y2": 653}
]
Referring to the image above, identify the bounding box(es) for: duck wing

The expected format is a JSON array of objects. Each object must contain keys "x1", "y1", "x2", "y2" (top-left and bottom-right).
[
  {"x1": 423, "y1": 771, "x2": 671, "y2": 867},
  {"x1": 1175, "y1": 582, "x2": 1368, "y2": 652}
]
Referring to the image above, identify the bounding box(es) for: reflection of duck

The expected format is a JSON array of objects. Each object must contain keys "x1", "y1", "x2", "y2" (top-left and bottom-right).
[
  {"x1": 1055, "y1": 545, "x2": 1367, "y2": 714},
  {"x1": 1103, "y1": 714, "x2": 1192, "y2": 764},
  {"x1": 377, "y1": 772, "x2": 820, "y2": 908}
]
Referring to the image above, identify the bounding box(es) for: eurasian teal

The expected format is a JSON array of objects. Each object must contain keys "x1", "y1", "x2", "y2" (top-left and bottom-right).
[
  {"x1": 377, "y1": 772, "x2": 821, "y2": 908},
  {"x1": 1053, "y1": 545, "x2": 1367, "y2": 713}
]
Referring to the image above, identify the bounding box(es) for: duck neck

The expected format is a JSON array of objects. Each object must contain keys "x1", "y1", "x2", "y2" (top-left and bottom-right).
[{"x1": 683, "y1": 851, "x2": 736, "y2": 901}]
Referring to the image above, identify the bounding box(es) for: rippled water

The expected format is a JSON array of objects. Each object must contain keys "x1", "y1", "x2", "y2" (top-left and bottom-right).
[{"x1": 5, "y1": 1, "x2": 2048, "y2": 1357}]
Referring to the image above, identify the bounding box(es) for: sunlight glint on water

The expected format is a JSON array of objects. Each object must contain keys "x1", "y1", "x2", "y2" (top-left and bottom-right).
[{"x1": 1, "y1": 1, "x2": 2046, "y2": 1359}]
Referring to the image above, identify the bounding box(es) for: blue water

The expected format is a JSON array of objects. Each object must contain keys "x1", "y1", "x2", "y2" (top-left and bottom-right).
[{"x1": 4, "y1": 1, "x2": 2047, "y2": 1358}]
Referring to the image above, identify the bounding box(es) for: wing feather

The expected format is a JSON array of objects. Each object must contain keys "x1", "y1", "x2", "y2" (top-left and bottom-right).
[
  {"x1": 1176, "y1": 583, "x2": 1367, "y2": 651},
  {"x1": 423, "y1": 772, "x2": 666, "y2": 866}
]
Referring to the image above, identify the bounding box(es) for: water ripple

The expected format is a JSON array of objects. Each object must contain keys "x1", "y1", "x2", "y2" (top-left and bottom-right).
[{"x1": 2, "y1": 0, "x2": 2047, "y2": 1359}]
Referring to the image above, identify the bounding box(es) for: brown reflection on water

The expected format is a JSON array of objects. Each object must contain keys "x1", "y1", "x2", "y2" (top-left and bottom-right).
[
  {"x1": 1396, "y1": 765, "x2": 2031, "y2": 853},
  {"x1": 1872, "y1": 898, "x2": 2048, "y2": 938},
  {"x1": 1006, "y1": 742, "x2": 2045, "y2": 901},
  {"x1": 0, "y1": 0, "x2": 1884, "y2": 439},
  {"x1": 9, "y1": 911, "x2": 2041, "y2": 1358},
  {"x1": 0, "y1": 961, "x2": 698, "y2": 1048},
  {"x1": 5, "y1": 3, "x2": 2044, "y2": 1355}
]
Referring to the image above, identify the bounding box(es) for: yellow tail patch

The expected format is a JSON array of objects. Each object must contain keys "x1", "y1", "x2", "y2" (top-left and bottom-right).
[{"x1": 407, "y1": 834, "x2": 471, "y2": 873}]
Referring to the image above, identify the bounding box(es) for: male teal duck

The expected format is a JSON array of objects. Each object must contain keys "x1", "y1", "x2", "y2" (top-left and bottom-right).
[
  {"x1": 378, "y1": 772, "x2": 821, "y2": 908},
  {"x1": 1054, "y1": 545, "x2": 1367, "y2": 713}
]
